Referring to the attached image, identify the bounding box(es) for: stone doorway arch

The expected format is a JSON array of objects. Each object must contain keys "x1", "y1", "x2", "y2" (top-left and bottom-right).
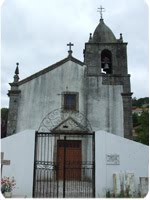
[{"x1": 38, "y1": 108, "x2": 92, "y2": 133}]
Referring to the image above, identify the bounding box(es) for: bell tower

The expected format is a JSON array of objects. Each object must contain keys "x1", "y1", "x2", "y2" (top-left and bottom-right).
[
  {"x1": 84, "y1": 8, "x2": 133, "y2": 139},
  {"x1": 84, "y1": 19, "x2": 128, "y2": 76}
]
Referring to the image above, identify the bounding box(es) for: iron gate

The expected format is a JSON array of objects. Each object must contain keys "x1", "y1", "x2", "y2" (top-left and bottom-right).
[{"x1": 33, "y1": 132, "x2": 95, "y2": 198}]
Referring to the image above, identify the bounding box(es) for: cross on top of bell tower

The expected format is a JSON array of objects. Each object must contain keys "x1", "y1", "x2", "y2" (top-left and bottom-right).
[{"x1": 97, "y1": 5, "x2": 105, "y2": 20}]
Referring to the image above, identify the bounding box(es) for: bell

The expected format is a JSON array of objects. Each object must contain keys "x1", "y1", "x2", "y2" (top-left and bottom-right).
[{"x1": 103, "y1": 63, "x2": 109, "y2": 70}]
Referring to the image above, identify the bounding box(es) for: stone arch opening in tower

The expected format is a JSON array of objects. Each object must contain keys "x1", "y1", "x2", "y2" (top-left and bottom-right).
[{"x1": 101, "y1": 49, "x2": 112, "y2": 74}]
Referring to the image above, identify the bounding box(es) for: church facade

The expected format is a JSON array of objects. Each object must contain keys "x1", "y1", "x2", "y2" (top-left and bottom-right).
[
  {"x1": 3, "y1": 12, "x2": 149, "y2": 199},
  {"x1": 7, "y1": 16, "x2": 133, "y2": 139}
]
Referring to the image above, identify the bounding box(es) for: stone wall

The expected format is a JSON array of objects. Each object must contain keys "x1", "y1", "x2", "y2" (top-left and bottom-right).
[
  {"x1": 1, "y1": 129, "x2": 148, "y2": 198},
  {"x1": 1, "y1": 130, "x2": 35, "y2": 197},
  {"x1": 95, "y1": 131, "x2": 149, "y2": 197}
]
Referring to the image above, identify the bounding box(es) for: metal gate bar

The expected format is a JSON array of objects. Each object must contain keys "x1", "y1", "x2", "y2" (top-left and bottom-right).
[
  {"x1": 33, "y1": 132, "x2": 95, "y2": 198},
  {"x1": 63, "y1": 136, "x2": 66, "y2": 198}
]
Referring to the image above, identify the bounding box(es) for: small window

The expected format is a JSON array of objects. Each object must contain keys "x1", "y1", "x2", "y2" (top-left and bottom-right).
[{"x1": 64, "y1": 94, "x2": 77, "y2": 111}]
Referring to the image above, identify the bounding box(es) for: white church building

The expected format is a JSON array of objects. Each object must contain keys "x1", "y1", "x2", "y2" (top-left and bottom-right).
[{"x1": 1, "y1": 10, "x2": 149, "y2": 198}]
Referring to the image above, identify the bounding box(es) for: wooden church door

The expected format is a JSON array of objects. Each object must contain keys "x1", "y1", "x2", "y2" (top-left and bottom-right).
[{"x1": 57, "y1": 140, "x2": 81, "y2": 180}]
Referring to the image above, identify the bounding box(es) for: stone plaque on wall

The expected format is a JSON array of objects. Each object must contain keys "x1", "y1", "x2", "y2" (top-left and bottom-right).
[{"x1": 106, "y1": 154, "x2": 120, "y2": 165}]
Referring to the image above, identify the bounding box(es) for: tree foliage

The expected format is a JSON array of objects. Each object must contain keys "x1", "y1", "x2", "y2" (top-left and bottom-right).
[
  {"x1": 1, "y1": 108, "x2": 9, "y2": 138},
  {"x1": 132, "y1": 97, "x2": 149, "y2": 107},
  {"x1": 1, "y1": 108, "x2": 9, "y2": 120},
  {"x1": 132, "y1": 113, "x2": 140, "y2": 127},
  {"x1": 132, "y1": 97, "x2": 149, "y2": 145},
  {"x1": 134, "y1": 111, "x2": 149, "y2": 145}
]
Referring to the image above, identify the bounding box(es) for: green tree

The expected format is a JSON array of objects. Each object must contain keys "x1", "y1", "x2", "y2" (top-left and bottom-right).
[
  {"x1": 1, "y1": 108, "x2": 9, "y2": 120},
  {"x1": 132, "y1": 97, "x2": 137, "y2": 107},
  {"x1": 1, "y1": 108, "x2": 9, "y2": 138},
  {"x1": 136, "y1": 111, "x2": 149, "y2": 145},
  {"x1": 132, "y1": 97, "x2": 149, "y2": 107},
  {"x1": 132, "y1": 113, "x2": 140, "y2": 127}
]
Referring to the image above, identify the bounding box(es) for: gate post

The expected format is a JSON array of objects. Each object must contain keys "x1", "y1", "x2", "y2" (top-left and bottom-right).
[
  {"x1": 63, "y1": 136, "x2": 67, "y2": 198},
  {"x1": 32, "y1": 131, "x2": 38, "y2": 197},
  {"x1": 92, "y1": 132, "x2": 95, "y2": 197}
]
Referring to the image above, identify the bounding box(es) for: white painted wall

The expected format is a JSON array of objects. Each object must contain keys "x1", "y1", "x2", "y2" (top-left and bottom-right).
[
  {"x1": 87, "y1": 77, "x2": 124, "y2": 136},
  {"x1": 15, "y1": 59, "x2": 124, "y2": 137},
  {"x1": 95, "y1": 131, "x2": 149, "y2": 197},
  {"x1": 1, "y1": 130, "x2": 35, "y2": 198},
  {"x1": 1, "y1": 130, "x2": 148, "y2": 198},
  {"x1": 17, "y1": 60, "x2": 86, "y2": 133}
]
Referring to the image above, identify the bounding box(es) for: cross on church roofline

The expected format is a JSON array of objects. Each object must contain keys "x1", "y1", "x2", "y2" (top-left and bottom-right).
[
  {"x1": 67, "y1": 42, "x2": 74, "y2": 57},
  {"x1": 97, "y1": 5, "x2": 105, "y2": 20}
]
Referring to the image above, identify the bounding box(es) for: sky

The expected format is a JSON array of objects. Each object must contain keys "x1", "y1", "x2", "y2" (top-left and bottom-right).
[{"x1": 1, "y1": 0, "x2": 149, "y2": 108}]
